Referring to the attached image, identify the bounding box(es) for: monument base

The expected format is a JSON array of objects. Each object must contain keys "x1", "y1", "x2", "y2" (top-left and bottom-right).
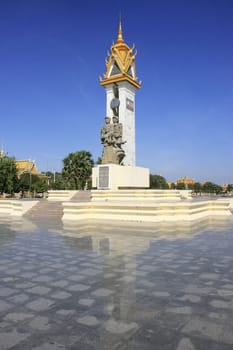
[{"x1": 92, "y1": 164, "x2": 149, "y2": 190}]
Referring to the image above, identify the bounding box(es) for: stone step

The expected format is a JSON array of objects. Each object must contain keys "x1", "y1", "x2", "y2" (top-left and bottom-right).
[
  {"x1": 71, "y1": 190, "x2": 91, "y2": 201},
  {"x1": 24, "y1": 200, "x2": 63, "y2": 219},
  {"x1": 23, "y1": 200, "x2": 63, "y2": 231}
]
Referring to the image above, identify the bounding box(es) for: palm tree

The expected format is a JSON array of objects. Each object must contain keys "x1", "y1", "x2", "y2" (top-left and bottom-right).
[{"x1": 62, "y1": 151, "x2": 94, "y2": 190}]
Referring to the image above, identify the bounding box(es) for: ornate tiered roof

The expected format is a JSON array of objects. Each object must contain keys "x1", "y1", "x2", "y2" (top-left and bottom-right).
[
  {"x1": 100, "y1": 20, "x2": 141, "y2": 89},
  {"x1": 16, "y1": 160, "x2": 46, "y2": 178}
]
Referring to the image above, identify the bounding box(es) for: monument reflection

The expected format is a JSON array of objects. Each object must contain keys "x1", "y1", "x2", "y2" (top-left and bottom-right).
[
  {"x1": 61, "y1": 217, "x2": 233, "y2": 256},
  {"x1": 1, "y1": 216, "x2": 233, "y2": 349}
]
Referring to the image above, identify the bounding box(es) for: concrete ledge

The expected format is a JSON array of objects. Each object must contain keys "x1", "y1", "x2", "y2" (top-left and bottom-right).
[
  {"x1": 62, "y1": 199, "x2": 231, "y2": 222},
  {"x1": 0, "y1": 200, "x2": 38, "y2": 216}
]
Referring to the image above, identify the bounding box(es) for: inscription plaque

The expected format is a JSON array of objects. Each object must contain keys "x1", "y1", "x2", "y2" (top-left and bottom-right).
[
  {"x1": 99, "y1": 166, "x2": 109, "y2": 188},
  {"x1": 126, "y1": 97, "x2": 134, "y2": 112}
]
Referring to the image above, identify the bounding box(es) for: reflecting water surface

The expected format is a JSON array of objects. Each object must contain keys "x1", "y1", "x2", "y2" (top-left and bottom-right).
[{"x1": 1, "y1": 216, "x2": 233, "y2": 349}]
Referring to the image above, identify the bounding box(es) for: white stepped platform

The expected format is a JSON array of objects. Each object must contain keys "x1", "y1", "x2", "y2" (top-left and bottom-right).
[
  {"x1": 0, "y1": 200, "x2": 38, "y2": 216},
  {"x1": 91, "y1": 189, "x2": 183, "y2": 202},
  {"x1": 62, "y1": 199, "x2": 232, "y2": 223}
]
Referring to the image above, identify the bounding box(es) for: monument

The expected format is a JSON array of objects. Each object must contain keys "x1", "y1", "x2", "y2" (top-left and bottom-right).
[
  {"x1": 61, "y1": 20, "x2": 232, "y2": 222},
  {"x1": 92, "y1": 20, "x2": 149, "y2": 190}
]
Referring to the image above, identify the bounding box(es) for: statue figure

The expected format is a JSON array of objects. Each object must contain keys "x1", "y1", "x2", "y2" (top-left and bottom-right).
[
  {"x1": 100, "y1": 115, "x2": 126, "y2": 165},
  {"x1": 110, "y1": 83, "x2": 120, "y2": 117},
  {"x1": 112, "y1": 116, "x2": 123, "y2": 146},
  {"x1": 101, "y1": 116, "x2": 113, "y2": 146},
  {"x1": 112, "y1": 116, "x2": 125, "y2": 164}
]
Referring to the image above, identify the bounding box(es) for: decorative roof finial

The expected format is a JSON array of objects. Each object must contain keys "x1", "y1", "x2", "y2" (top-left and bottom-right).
[{"x1": 117, "y1": 14, "x2": 124, "y2": 44}]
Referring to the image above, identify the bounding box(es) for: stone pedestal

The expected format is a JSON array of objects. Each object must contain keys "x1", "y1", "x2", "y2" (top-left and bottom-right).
[{"x1": 92, "y1": 164, "x2": 149, "y2": 190}]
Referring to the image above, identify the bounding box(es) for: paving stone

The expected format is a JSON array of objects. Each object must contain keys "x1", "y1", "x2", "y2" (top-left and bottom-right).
[
  {"x1": 8, "y1": 293, "x2": 29, "y2": 304},
  {"x1": 77, "y1": 315, "x2": 100, "y2": 326},
  {"x1": 152, "y1": 291, "x2": 170, "y2": 298},
  {"x1": 222, "y1": 283, "x2": 233, "y2": 289},
  {"x1": 50, "y1": 291, "x2": 71, "y2": 299},
  {"x1": 38, "y1": 268, "x2": 55, "y2": 274},
  {"x1": 103, "y1": 272, "x2": 116, "y2": 278},
  {"x1": 104, "y1": 318, "x2": 138, "y2": 334},
  {"x1": 184, "y1": 284, "x2": 213, "y2": 295},
  {"x1": 32, "y1": 342, "x2": 65, "y2": 349},
  {"x1": 199, "y1": 273, "x2": 221, "y2": 280},
  {"x1": 4, "y1": 312, "x2": 34, "y2": 322},
  {"x1": 5, "y1": 268, "x2": 21, "y2": 274},
  {"x1": 21, "y1": 272, "x2": 37, "y2": 278},
  {"x1": 0, "y1": 321, "x2": 10, "y2": 329},
  {"x1": 27, "y1": 285, "x2": 51, "y2": 295},
  {"x1": 78, "y1": 298, "x2": 95, "y2": 307},
  {"x1": 0, "y1": 328, "x2": 30, "y2": 350},
  {"x1": 140, "y1": 265, "x2": 157, "y2": 272},
  {"x1": 2, "y1": 277, "x2": 18, "y2": 282},
  {"x1": 81, "y1": 268, "x2": 101, "y2": 276},
  {"x1": 166, "y1": 306, "x2": 193, "y2": 315},
  {"x1": 15, "y1": 282, "x2": 36, "y2": 289},
  {"x1": 209, "y1": 299, "x2": 229, "y2": 309},
  {"x1": 56, "y1": 309, "x2": 75, "y2": 316},
  {"x1": 49, "y1": 280, "x2": 69, "y2": 288},
  {"x1": 176, "y1": 337, "x2": 196, "y2": 350},
  {"x1": 92, "y1": 288, "x2": 113, "y2": 297},
  {"x1": 181, "y1": 317, "x2": 233, "y2": 344},
  {"x1": 26, "y1": 298, "x2": 55, "y2": 311},
  {"x1": 29, "y1": 316, "x2": 50, "y2": 330},
  {"x1": 135, "y1": 270, "x2": 149, "y2": 277},
  {"x1": 67, "y1": 275, "x2": 85, "y2": 282},
  {"x1": 177, "y1": 294, "x2": 201, "y2": 303},
  {"x1": 208, "y1": 312, "x2": 227, "y2": 320},
  {"x1": 67, "y1": 283, "x2": 90, "y2": 292},
  {"x1": 119, "y1": 275, "x2": 135, "y2": 283},
  {"x1": 0, "y1": 287, "x2": 17, "y2": 297},
  {"x1": 0, "y1": 301, "x2": 13, "y2": 312},
  {"x1": 217, "y1": 289, "x2": 233, "y2": 297},
  {"x1": 32, "y1": 275, "x2": 54, "y2": 282}
]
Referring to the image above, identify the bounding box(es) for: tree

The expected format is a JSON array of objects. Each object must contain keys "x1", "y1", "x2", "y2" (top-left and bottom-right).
[
  {"x1": 176, "y1": 182, "x2": 186, "y2": 190},
  {"x1": 170, "y1": 182, "x2": 176, "y2": 189},
  {"x1": 18, "y1": 173, "x2": 31, "y2": 193},
  {"x1": 18, "y1": 174, "x2": 48, "y2": 195},
  {"x1": 43, "y1": 171, "x2": 66, "y2": 190},
  {"x1": 96, "y1": 157, "x2": 102, "y2": 165},
  {"x1": 193, "y1": 182, "x2": 202, "y2": 195},
  {"x1": 31, "y1": 176, "x2": 47, "y2": 194},
  {"x1": 62, "y1": 151, "x2": 94, "y2": 190},
  {"x1": 150, "y1": 174, "x2": 169, "y2": 189},
  {"x1": 187, "y1": 183, "x2": 194, "y2": 190},
  {"x1": 202, "y1": 182, "x2": 222, "y2": 195},
  {"x1": 0, "y1": 156, "x2": 19, "y2": 194},
  {"x1": 227, "y1": 184, "x2": 233, "y2": 193}
]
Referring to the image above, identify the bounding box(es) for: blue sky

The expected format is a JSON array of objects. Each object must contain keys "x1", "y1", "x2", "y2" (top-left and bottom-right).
[{"x1": 0, "y1": 0, "x2": 233, "y2": 184}]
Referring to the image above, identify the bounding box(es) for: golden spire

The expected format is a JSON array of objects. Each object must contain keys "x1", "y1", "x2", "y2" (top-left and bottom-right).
[{"x1": 117, "y1": 16, "x2": 124, "y2": 44}]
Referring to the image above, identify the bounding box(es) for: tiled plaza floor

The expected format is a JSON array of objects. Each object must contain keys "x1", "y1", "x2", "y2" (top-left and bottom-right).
[{"x1": 1, "y1": 215, "x2": 233, "y2": 349}]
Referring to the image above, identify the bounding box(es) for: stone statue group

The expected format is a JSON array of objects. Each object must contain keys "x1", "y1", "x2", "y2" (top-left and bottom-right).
[
  {"x1": 101, "y1": 115, "x2": 125, "y2": 165},
  {"x1": 100, "y1": 83, "x2": 126, "y2": 165}
]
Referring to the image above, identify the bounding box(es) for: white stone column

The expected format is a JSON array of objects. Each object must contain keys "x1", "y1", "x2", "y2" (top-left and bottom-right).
[
  {"x1": 118, "y1": 81, "x2": 136, "y2": 166},
  {"x1": 104, "y1": 82, "x2": 136, "y2": 166}
]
